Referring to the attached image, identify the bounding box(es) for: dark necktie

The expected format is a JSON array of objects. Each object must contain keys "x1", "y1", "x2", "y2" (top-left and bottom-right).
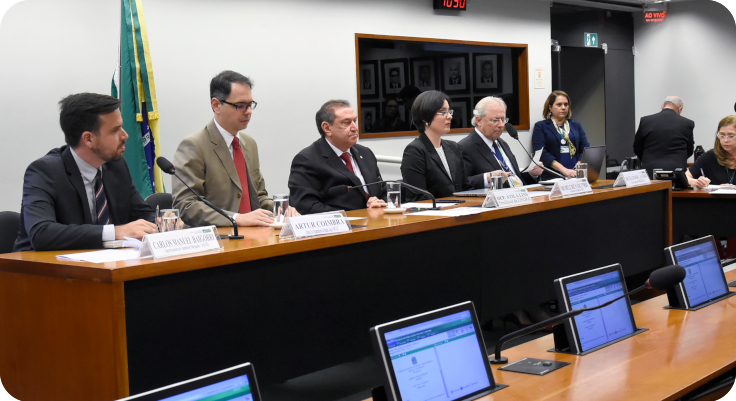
[
  {"x1": 94, "y1": 170, "x2": 110, "y2": 225},
  {"x1": 232, "y1": 137, "x2": 252, "y2": 214},
  {"x1": 491, "y1": 142, "x2": 511, "y2": 173}
]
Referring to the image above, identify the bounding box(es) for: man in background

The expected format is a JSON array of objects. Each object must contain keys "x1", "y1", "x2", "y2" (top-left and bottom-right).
[{"x1": 633, "y1": 95, "x2": 695, "y2": 177}]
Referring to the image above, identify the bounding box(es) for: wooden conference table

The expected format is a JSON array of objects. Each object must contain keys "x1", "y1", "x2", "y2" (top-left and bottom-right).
[
  {"x1": 0, "y1": 181, "x2": 672, "y2": 401},
  {"x1": 364, "y1": 269, "x2": 736, "y2": 401},
  {"x1": 672, "y1": 188, "x2": 736, "y2": 241}
]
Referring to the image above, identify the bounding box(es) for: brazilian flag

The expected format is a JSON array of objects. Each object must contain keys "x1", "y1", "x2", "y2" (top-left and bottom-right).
[{"x1": 112, "y1": 0, "x2": 164, "y2": 198}]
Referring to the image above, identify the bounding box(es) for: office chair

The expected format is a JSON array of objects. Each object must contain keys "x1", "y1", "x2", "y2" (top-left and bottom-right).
[
  {"x1": 0, "y1": 211, "x2": 21, "y2": 254},
  {"x1": 145, "y1": 192, "x2": 173, "y2": 210}
]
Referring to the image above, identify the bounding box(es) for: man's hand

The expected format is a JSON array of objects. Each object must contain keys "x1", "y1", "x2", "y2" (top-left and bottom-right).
[
  {"x1": 529, "y1": 164, "x2": 544, "y2": 176},
  {"x1": 235, "y1": 209, "x2": 275, "y2": 227},
  {"x1": 285, "y1": 206, "x2": 300, "y2": 218},
  {"x1": 115, "y1": 219, "x2": 158, "y2": 240},
  {"x1": 367, "y1": 197, "x2": 387, "y2": 208}
]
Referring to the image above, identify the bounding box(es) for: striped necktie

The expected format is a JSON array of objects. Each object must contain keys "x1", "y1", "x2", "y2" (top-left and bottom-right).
[{"x1": 94, "y1": 170, "x2": 110, "y2": 225}]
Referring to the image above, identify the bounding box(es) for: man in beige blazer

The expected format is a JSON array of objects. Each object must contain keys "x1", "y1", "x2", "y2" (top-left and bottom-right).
[{"x1": 173, "y1": 70, "x2": 281, "y2": 227}]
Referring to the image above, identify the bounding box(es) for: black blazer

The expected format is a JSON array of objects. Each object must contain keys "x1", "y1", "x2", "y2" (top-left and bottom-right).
[
  {"x1": 288, "y1": 137, "x2": 385, "y2": 214},
  {"x1": 14, "y1": 146, "x2": 155, "y2": 251},
  {"x1": 457, "y1": 129, "x2": 536, "y2": 189},
  {"x1": 633, "y1": 108, "x2": 695, "y2": 177},
  {"x1": 400, "y1": 133, "x2": 472, "y2": 201}
]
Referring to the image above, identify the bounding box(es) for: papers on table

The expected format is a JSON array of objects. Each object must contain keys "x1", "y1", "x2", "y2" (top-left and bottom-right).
[
  {"x1": 523, "y1": 149, "x2": 543, "y2": 173},
  {"x1": 539, "y1": 178, "x2": 564, "y2": 185},
  {"x1": 711, "y1": 188, "x2": 736, "y2": 195},
  {"x1": 344, "y1": 217, "x2": 367, "y2": 221},
  {"x1": 56, "y1": 249, "x2": 141, "y2": 263},
  {"x1": 528, "y1": 191, "x2": 551, "y2": 198},
  {"x1": 401, "y1": 202, "x2": 459, "y2": 209},
  {"x1": 410, "y1": 207, "x2": 488, "y2": 217}
]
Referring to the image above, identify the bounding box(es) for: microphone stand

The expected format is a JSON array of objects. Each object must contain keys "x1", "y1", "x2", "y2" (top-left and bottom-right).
[
  {"x1": 505, "y1": 123, "x2": 568, "y2": 181},
  {"x1": 489, "y1": 284, "x2": 646, "y2": 364},
  {"x1": 170, "y1": 173, "x2": 244, "y2": 240}
]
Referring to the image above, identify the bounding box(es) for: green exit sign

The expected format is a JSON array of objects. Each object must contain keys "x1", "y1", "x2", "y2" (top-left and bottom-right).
[{"x1": 584, "y1": 33, "x2": 598, "y2": 47}]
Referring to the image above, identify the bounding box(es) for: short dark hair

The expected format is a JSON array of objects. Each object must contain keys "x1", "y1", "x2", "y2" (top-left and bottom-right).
[
  {"x1": 210, "y1": 70, "x2": 253, "y2": 101},
  {"x1": 59, "y1": 93, "x2": 121, "y2": 147},
  {"x1": 390, "y1": 68, "x2": 399, "y2": 76},
  {"x1": 411, "y1": 90, "x2": 451, "y2": 133},
  {"x1": 316, "y1": 99, "x2": 351, "y2": 137}
]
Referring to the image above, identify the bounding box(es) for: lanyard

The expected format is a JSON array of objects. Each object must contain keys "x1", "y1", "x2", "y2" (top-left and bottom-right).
[{"x1": 491, "y1": 142, "x2": 511, "y2": 173}]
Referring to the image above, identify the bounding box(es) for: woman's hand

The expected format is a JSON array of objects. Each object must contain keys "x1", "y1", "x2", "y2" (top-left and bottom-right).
[
  {"x1": 562, "y1": 167, "x2": 577, "y2": 178},
  {"x1": 689, "y1": 176, "x2": 710, "y2": 189}
]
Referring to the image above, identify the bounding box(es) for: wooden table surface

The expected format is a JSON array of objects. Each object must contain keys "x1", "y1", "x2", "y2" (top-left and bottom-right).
[
  {"x1": 0, "y1": 180, "x2": 672, "y2": 284},
  {"x1": 364, "y1": 270, "x2": 736, "y2": 401}
]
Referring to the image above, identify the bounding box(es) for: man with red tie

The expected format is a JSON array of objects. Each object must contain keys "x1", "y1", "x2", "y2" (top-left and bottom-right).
[
  {"x1": 173, "y1": 71, "x2": 294, "y2": 227},
  {"x1": 288, "y1": 100, "x2": 387, "y2": 214}
]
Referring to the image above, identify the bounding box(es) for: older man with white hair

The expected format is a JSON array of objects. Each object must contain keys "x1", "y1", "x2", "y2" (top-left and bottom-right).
[
  {"x1": 458, "y1": 96, "x2": 542, "y2": 189},
  {"x1": 634, "y1": 95, "x2": 695, "y2": 178}
]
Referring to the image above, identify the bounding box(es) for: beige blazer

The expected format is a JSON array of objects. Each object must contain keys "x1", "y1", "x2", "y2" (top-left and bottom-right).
[{"x1": 172, "y1": 119, "x2": 273, "y2": 227}]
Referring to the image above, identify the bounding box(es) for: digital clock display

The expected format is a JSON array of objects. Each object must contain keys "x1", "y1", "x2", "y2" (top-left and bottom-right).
[{"x1": 433, "y1": 0, "x2": 466, "y2": 11}]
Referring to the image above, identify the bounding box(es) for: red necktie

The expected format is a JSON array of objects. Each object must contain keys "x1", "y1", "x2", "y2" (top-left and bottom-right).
[
  {"x1": 232, "y1": 137, "x2": 252, "y2": 214},
  {"x1": 340, "y1": 152, "x2": 368, "y2": 198}
]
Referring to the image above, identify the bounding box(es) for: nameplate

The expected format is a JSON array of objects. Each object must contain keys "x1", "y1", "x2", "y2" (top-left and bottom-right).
[
  {"x1": 482, "y1": 188, "x2": 533, "y2": 209},
  {"x1": 614, "y1": 169, "x2": 651, "y2": 188},
  {"x1": 139, "y1": 226, "x2": 223, "y2": 259},
  {"x1": 549, "y1": 178, "x2": 593, "y2": 198},
  {"x1": 284, "y1": 212, "x2": 352, "y2": 239}
]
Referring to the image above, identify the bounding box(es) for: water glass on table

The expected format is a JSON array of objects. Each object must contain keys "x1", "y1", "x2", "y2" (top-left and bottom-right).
[
  {"x1": 386, "y1": 182, "x2": 401, "y2": 209},
  {"x1": 158, "y1": 209, "x2": 180, "y2": 232},
  {"x1": 273, "y1": 194, "x2": 289, "y2": 224},
  {"x1": 489, "y1": 171, "x2": 503, "y2": 190},
  {"x1": 575, "y1": 163, "x2": 588, "y2": 180}
]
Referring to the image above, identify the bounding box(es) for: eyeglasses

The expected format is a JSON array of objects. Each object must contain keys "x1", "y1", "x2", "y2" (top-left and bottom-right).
[
  {"x1": 219, "y1": 99, "x2": 258, "y2": 112},
  {"x1": 717, "y1": 133, "x2": 736, "y2": 141},
  {"x1": 436, "y1": 109, "x2": 454, "y2": 117},
  {"x1": 489, "y1": 118, "x2": 510, "y2": 125}
]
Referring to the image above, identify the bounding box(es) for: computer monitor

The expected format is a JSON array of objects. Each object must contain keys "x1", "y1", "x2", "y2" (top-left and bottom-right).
[
  {"x1": 370, "y1": 301, "x2": 505, "y2": 401},
  {"x1": 580, "y1": 145, "x2": 606, "y2": 182},
  {"x1": 554, "y1": 264, "x2": 638, "y2": 354},
  {"x1": 118, "y1": 362, "x2": 261, "y2": 401},
  {"x1": 664, "y1": 236, "x2": 732, "y2": 309}
]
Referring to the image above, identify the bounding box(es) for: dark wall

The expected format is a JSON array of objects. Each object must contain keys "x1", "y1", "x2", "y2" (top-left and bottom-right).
[{"x1": 551, "y1": 4, "x2": 636, "y2": 168}]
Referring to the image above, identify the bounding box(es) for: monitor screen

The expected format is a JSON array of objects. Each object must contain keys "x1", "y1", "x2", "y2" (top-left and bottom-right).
[
  {"x1": 158, "y1": 374, "x2": 253, "y2": 401},
  {"x1": 672, "y1": 240, "x2": 728, "y2": 307},
  {"x1": 565, "y1": 270, "x2": 635, "y2": 352},
  {"x1": 383, "y1": 310, "x2": 491, "y2": 401}
]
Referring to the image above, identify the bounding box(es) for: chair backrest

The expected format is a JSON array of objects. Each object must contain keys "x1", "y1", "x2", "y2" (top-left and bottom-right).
[
  {"x1": 0, "y1": 211, "x2": 21, "y2": 254},
  {"x1": 145, "y1": 192, "x2": 173, "y2": 211}
]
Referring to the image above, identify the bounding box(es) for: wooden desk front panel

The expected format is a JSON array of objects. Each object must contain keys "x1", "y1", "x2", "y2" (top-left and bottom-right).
[{"x1": 672, "y1": 191, "x2": 736, "y2": 239}]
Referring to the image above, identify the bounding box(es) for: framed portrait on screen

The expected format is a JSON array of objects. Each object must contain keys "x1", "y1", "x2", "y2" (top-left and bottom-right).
[
  {"x1": 441, "y1": 54, "x2": 469, "y2": 94},
  {"x1": 473, "y1": 54, "x2": 502, "y2": 92},
  {"x1": 360, "y1": 102, "x2": 379, "y2": 134},
  {"x1": 410, "y1": 57, "x2": 437, "y2": 91},
  {"x1": 359, "y1": 60, "x2": 378, "y2": 99},
  {"x1": 450, "y1": 97, "x2": 470, "y2": 129},
  {"x1": 381, "y1": 58, "x2": 409, "y2": 95}
]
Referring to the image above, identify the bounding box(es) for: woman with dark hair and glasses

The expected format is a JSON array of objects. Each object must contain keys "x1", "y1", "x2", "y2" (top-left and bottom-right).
[
  {"x1": 532, "y1": 91, "x2": 590, "y2": 180},
  {"x1": 686, "y1": 115, "x2": 736, "y2": 189},
  {"x1": 400, "y1": 90, "x2": 472, "y2": 202}
]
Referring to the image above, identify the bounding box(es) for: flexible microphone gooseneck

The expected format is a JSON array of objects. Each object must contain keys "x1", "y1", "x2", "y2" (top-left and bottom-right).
[
  {"x1": 326, "y1": 180, "x2": 442, "y2": 210},
  {"x1": 489, "y1": 264, "x2": 687, "y2": 364},
  {"x1": 156, "y1": 157, "x2": 244, "y2": 240},
  {"x1": 504, "y1": 123, "x2": 568, "y2": 181}
]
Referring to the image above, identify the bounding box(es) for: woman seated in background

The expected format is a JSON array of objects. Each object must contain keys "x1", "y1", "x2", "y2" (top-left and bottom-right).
[
  {"x1": 532, "y1": 91, "x2": 590, "y2": 180},
  {"x1": 401, "y1": 90, "x2": 472, "y2": 201},
  {"x1": 687, "y1": 115, "x2": 736, "y2": 189}
]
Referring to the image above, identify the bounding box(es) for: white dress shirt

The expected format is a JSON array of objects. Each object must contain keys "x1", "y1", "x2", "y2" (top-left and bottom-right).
[
  {"x1": 475, "y1": 128, "x2": 517, "y2": 187},
  {"x1": 326, "y1": 139, "x2": 369, "y2": 195},
  {"x1": 69, "y1": 147, "x2": 115, "y2": 241}
]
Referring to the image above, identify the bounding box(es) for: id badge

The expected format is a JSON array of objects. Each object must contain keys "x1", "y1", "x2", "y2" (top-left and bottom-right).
[
  {"x1": 508, "y1": 175, "x2": 523, "y2": 187},
  {"x1": 561, "y1": 146, "x2": 570, "y2": 154}
]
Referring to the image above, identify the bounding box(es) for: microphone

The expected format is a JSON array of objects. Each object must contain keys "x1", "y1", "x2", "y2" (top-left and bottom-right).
[
  {"x1": 489, "y1": 265, "x2": 687, "y2": 364},
  {"x1": 156, "y1": 157, "x2": 244, "y2": 240},
  {"x1": 505, "y1": 123, "x2": 568, "y2": 181},
  {"x1": 326, "y1": 180, "x2": 441, "y2": 210}
]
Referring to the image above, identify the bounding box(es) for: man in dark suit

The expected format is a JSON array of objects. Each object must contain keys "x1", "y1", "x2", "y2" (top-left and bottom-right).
[
  {"x1": 289, "y1": 100, "x2": 387, "y2": 214},
  {"x1": 634, "y1": 96, "x2": 695, "y2": 177},
  {"x1": 459, "y1": 96, "x2": 542, "y2": 189},
  {"x1": 14, "y1": 93, "x2": 157, "y2": 252}
]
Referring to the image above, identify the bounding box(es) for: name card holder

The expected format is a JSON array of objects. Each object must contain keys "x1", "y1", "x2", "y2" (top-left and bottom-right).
[
  {"x1": 482, "y1": 187, "x2": 533, "y2": 209},
  {"x1": 139, "y1": 226, "x2": 223, "y2": 259},
  {"x1": 279, "y1": 210, "x2": 352, "y2": 240},
  {"x1": 614, "y1": 169, "x2": 651, "y2": 188},
  {"x1": 549, "y1": 178, "x2": 593, "y2": 199}
]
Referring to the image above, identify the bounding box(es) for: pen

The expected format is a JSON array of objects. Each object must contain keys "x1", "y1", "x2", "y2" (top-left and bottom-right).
[
  {"x1": 700, "y1": 168, "x2": 706, "y2": 178},
  {"x1": 155, "y1": 204, "x2": 160, "y2": 232}
]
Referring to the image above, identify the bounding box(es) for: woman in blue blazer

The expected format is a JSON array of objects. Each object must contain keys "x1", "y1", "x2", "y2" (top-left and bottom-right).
[
  {"x1": 401, "y1": 90, "x2": 472, "y2": 201},
  {"x1": 532, "y1": 91, "x2": 590, "y2": 180}
]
